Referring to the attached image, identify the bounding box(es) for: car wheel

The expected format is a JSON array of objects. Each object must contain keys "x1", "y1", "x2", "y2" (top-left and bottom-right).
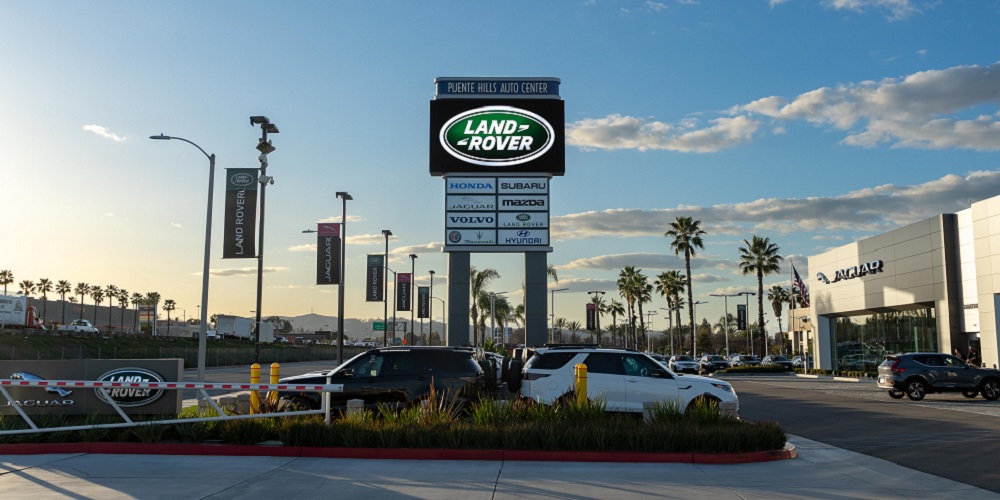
[
  {"x1": 887, "y1": 390, "x2": 904, "y2": 399},
  {"x1": 962, "y1": 389, "x2": 979, "y2": 399},
  {"x1": 980, "y1": 379, "x2": 1000, "y2": 401},
  {"x1": 905, "y1": 380, "x2": 926, "y2": 401},
  {"x1": 507, "y1": 359, "x2": 522, "y2": 393},
  {"x1": 500, "y1": 358, "x2": 511, "y2": 383}
]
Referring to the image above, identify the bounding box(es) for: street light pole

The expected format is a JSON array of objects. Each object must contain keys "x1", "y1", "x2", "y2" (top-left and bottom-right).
[
  {"x1": 488, "y1": 291, "x2": 507, "y2": 344},
  {"x1": 148, "y1": 134, "x2": 215, "y2": 383},
  {"x1": 335, "y1": 191, "x2": 351, "y2": 364},
  {"x1": 660, "y1": 307, "x2": 679, "y2": 356},
  {"x1": 691, "y1": 300, "x2": 708, "y2": 357},
  {"x1": 587, "y1": 290, "x2": 605, "y2": 345},
  {"x1": 249, "y1": 116, "x2": 278, "y2": 365},
  {"x1": 433, "y1": 296, "x2": 446, "y2": 344},
  {"x1": 409, "y1": 254, "x2": 418, "y2": 346},
  {"x1": 550, "y1": 287, "x2": 568, "y2": 344},
  {"x1": 382, "y1": 229, "x2": 392, "y2": 347},
  {"x1": 645, "y1": 311, "x2": 657, "y2": 352}
]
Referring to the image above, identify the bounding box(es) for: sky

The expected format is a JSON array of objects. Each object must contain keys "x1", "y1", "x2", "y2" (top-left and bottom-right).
[{"x1": 3, "y1": 0, "x2": 1000, "y2": 337}]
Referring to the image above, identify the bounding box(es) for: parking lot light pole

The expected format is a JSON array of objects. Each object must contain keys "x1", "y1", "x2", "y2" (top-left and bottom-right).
[
  {"x1": 691, "y1": 300, "x2": 708, "y2": 357},
  {"x1": 432, "y1": 296, "x2": 445, "y2": 344},
  {"x1": 550, "y1": 288, "x2": 568, "y2": 344},
  {"x1": 645, "y1": 311, "x2": 657, "y2": 352},
  {"x1": 335, "y1": 192, "x2": 352, "y2": 364},
  {"x1": 249, "y1": 116, "x2": 278, "y2": 365},
  {"x1": 710, "y1": 293, "x2": 739, "y2": 357},
  {"x1": 149, "y1": 133, "x2": 214, "y2": 383},
  {"x1": 381, "y1": 230, "x2": 392, "y2": 347},
  {"x1": 409, "y1": 254, "x2": 418, "y2": 346},
  {"x1": 489, "y1": 291, "x2": 507, "y2": 344},
  {"x1": 429, "y1": 270, "x2": 436, "y2": 346},
  {"x1": 660, "y1": 306, "x2": 679, "y2": 356}
]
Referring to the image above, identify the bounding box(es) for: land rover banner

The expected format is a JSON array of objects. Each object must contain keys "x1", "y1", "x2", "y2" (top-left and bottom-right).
[
  {"x1": 223, "y1": 168, "x2": 258, "y2": 259},
  {"x1": 396, "y1": 273, "x2": 412, "y2": 311},
  {"x1": 315, "y1": 223, "x2": 341, "y2": 285},
  {"x1": 586, "y1": 303, "x2": 596, "y2": 331},
  {"x1": 366, "y1": 254, "x2": 385, "y2": 302},
  {"x1": 417, "y1": 286, "x2": 429, "y2": 318}
]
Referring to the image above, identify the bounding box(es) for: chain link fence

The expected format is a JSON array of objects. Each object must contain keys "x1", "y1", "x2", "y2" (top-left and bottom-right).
[{"x1": 2, "y1": 345, "x2": 367, "y2": 369}]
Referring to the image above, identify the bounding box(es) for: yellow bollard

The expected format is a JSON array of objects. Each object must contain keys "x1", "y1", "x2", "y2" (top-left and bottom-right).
[
  {"x1": 268, "y1": 362, "x2": 280, "y2": 406},
  {"x1": 250, "y1": 363, "x2": 260, "y2": 414},
  {"x1": 574, "y1": 363, "x2": 588, "y2": 406}
]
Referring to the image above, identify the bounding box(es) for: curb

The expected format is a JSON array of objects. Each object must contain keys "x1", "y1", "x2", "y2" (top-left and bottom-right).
[{"x1": 0, "y1": 442, "x2": 797, "y2": 464}]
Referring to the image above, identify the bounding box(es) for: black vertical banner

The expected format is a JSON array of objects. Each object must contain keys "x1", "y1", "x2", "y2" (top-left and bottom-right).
[
  {"x1": 316, "y1": 223, "x2": 341, "y2": 285},
  {"x1": 222, "y1": 168, "x2": 258, "y2": 259},
  {"x1": 417, "y1": 286, "x2": 429, "y2": 319},
  {"x1": 737, "y1": 304, "x2": 747, "y2": 331},
  {"x1": 586, "y1": 303, "x2": 596, "y2": 331},
  {"x1": 366, "y1": 255, "x2": 384, "y2": 302},
  {"x1": 396, "y1": 273, "x2": 412, "y2": 311}
]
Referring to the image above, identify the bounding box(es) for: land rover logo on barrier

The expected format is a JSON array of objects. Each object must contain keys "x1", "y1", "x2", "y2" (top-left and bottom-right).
[
  {"x1": 439, "y1": 106, "x2": 554, "y2": 167},
  {"x1": 94, "y1": 368, "x2": 166, "y2": 408},
  {"x1": 230, "y1": 172, "x2": 255, "y2": 187}
]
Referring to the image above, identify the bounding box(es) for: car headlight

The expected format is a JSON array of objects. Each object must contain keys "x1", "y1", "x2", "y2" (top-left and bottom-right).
[{"x1": 711, "y1": 383, "x2": 732, "y2": 392}]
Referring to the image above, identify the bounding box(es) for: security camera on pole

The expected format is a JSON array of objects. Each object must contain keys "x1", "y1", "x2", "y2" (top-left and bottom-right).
[{"x1": 249, "y1": 115, "x2": 278, "y2": 364}]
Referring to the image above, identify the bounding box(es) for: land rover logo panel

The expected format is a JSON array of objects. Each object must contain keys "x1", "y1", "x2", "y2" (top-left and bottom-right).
[{"x1": 95, "y1": 367, "x2": 166, "y2": 407}]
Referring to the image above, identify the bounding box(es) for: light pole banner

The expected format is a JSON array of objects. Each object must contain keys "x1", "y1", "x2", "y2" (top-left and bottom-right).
[
  {"x1": 222, "y1": 168, "x2": 258, "y2": 259},
  {"x1": 586, "y1": 303, "x2": 596, "y2": 331},
  {"x1": 396, "y1": 273, "x2": 412, "y2": 311},
  {"x1": 366, "y1": 255, "x2": 385, "y2": 302},
  {"x1": 737, "y1": 304, "x2": 747, "y2": 331},
  {"x1": 315, "y1": 223, "x2": 341, "y2": 285},
  {"x1": 417, "y1": 286, "x2": 429, "y2": 319}
]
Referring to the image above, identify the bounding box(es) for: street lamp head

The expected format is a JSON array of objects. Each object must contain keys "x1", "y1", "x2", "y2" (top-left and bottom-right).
[
  {"x1": 382, "y1": 229, "x2": 393, "y2": 237},
  {"x1": 587, "y1": 290, "x2": 605, "y2": 295},
  {"x1": 336, "y1": 191, "x2": 353, "y2": 201},
  {"x1": 302, "y1": 229, "x2": 316, "y2": 233},
  {"x1": 256, "y1": 139, "x2": 276, "y2": 154},
  {"x1": 429, "y1": 270, "x2": 435, "y2": 276},
  {"x1": 409, "y1": 254, "x2": 418, "y2": 260},
  {"x1": 149, "y1": 134, "x2": 170, "y2": 140},
  {"x1": 739, "y1": 291, "x2": 757, "y2": 296},
  {"x1": 250, "y1": 116, "x2": 270, "y2": 126},
  {"x1": 553, "y1": 287, "x2": 569, "y2": 292}
]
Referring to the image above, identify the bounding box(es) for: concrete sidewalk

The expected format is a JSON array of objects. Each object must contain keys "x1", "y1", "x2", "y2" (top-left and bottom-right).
[{"x1": 0, "y1": 435, "x2": 994, "y2": 499}]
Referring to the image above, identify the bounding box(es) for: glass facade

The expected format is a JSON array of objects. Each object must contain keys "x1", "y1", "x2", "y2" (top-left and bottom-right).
[{"x1": 830, "y1": 307, "x2": 937, "y2": 372}]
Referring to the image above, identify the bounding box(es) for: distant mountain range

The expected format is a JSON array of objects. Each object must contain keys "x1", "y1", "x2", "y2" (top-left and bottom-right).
[{"x1": 278, "y1": 313, "x2": 443, "y2": 340}]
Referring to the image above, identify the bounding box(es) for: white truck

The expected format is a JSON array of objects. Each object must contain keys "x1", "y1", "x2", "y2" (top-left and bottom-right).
[
  {"x1": 214, "y1": 315, "x2": 275, "y2": 342},
  {"x1": 0, "y1": 295, "x2": 46, "y2": 330},
  {"x1": 57, "y1": 319, "x2": 99, "y2": 334}
]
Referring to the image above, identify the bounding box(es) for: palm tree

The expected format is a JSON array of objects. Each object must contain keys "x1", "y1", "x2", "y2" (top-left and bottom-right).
[
  {"x1": 0, "y1": 270, "x2": 13, "y2": 295},
  {"x1": 163, "y1": 299, "x2": 176, "y2": 336},
  {"x1": 655, "y1": 270, "x2": 687, "y2": 353},
  {"x1": 566, "y1": 320, "x2": 582, "y2": 343},
  {"x1": 634, "y1": 272, "x2": 652, "y2": 349},
  {"x1": 18, "y1": 280, "x2": 35, "y2": 297},
  {"x1": 553, "y1": 317, "x2": 567, "y2": 343},
  {"x1": 617, "y1": 266, "x2": 640, "y2": 348},
  {"x1": 90, "y1": 286, "x2": 104, "y2": 326},
  {"x1": 74, "y1": 282, "x2": 89, "y2": 320},
  {"x1": 36, "y1": 278, "x2": 52, "y2": 320},
  {"x1": 666, "y1": 216, "x2": 706, "y2": 352},
  {"x1": 768, "y1": 285, "x2": 790, "y2": 350},
  {"x1": 131, "y1": 292, "x2": 143, "y2": 332},
  {"x1": 117, "y1": 288, "x2": 129, "y2": 331},
  {"x1": 607, "y1": 299, "x2": 626, "y2": 348},
  {"x1": 145, "y1": 292, "x2": 161, "y2": 334},
  {"x1": 589, "y1": 293, "x2": 607, "y2": 344},
  {"x1": 55, "y1": 280, "x2": 71, "y2": 324},
  {"x1": 739, "y1": 235, "x2": 783, "y2": 356},
  {"x1": 106, "y1": 285, "x2": 120, "y2": 332},
  {"x1": 469, "y1": 266, "x2": 500, "y2": 346}
]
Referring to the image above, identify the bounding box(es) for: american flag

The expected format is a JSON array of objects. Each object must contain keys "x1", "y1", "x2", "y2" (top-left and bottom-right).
[{"x1": 793, "y1": 264, "x2": 810, "y2": 307}]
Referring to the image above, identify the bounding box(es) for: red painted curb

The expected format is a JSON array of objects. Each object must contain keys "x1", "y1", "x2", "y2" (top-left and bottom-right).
[{"x1": 0, "y1": 442, "x2": 796, "y2": 464}]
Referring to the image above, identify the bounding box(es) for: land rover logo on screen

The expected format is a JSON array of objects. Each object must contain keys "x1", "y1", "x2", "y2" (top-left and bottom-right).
[
  {"x1": 439, "y1": 106, "x2": 554, "y2": 167},
  {"x1": 94, "y1": 368, "x2": 166, "y2": 408},
  {"x1": 230, "y1": 172, "x2": 255, "y2": 187}
]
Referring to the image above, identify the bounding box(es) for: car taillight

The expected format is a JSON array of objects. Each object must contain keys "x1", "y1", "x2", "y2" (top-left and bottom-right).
[
  {"x1": 523, "y1": 372, "x2": 549, "y2": 381},
  {"x1": 890, "y1": 359, "x2": 905, "y2": 374}
]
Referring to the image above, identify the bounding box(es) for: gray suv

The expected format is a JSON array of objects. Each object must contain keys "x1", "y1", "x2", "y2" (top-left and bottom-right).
[{"x1": 876, "y1": 352, "x2": 1000, "y2": 401}]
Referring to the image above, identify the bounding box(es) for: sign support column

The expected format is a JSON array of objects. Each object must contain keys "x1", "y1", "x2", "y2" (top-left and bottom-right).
[{"x1": 447, "y1": 252, "x2": 471, "y2": 346}]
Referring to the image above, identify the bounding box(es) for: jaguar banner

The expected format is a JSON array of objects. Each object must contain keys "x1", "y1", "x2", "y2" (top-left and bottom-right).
[
  {"x1": 316, "y1": 223, "x2": 341, "y2": 285},
  {"x1": 417, "y1": 286, "x2": 429, "y2": 319},
  {"x1": 396, "y1": 273, "x2": 412, "y2": 311},
  {"x1": 222, "y1": 168, "x2": 258, "y2": 259},
  {"x1": 366, "y1": 255, "x2": 385, "y2": 302}
]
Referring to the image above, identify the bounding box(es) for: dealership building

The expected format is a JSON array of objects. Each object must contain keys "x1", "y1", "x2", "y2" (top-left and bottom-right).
[{"x1": 804, "y1": 194, "x2": 1000, "y2": 372}]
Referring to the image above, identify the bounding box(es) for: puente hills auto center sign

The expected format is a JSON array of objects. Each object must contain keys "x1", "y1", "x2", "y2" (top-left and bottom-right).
[{"x1": 431, "y1": 77, "x2": 563, "y2": 347}]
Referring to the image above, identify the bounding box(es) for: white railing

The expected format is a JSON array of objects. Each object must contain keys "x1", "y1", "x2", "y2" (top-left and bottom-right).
[{"x1": 0, "y1": 378, "x2": 339, "y2": 435}]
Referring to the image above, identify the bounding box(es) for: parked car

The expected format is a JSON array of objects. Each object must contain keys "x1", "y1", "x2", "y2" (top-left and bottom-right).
[
  {"x1": 791, "y1": 355, "x2": 813, "y2": 368},
  {"x1": 762, "y1": 355, "x2": 794, "y2": 371},
  {"x1": 57, "y1": 319, "x2": 99, "y2": 334},
  {"x1": 876, "y1": 352, "x2": 1000, "y2": 401},
  {"x1": 730, "y1": 355, "x2": 760, "y2": 368},
  {"x1": 277, "y1": 346, "x2": 486, "y2": 411},
  {"x1": 516, "y1": 346, "x2": 738, "y2": 415},
  {"x1": 698, "y1": 355, "x2": 731, "y2": 373},
  {"x1": 668, "y1": 355, "x2": 699, "y2": 374}
]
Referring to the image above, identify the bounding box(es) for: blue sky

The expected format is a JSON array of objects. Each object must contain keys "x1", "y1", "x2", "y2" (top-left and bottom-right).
[{"x1": 3, "y1": 0, "x2": 1000, "y2": 336}]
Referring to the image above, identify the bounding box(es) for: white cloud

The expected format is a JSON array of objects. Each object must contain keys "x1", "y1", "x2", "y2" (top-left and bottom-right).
[
  {"x1": 822, "y1": 0, "x2": 921, "y2": 21},
  {"x1": 552, "y1": 169, "x2": 1000, "y2": 240},
  {"x1": 104, "y1": 212, "x2": 115, "y2": 217},
  {"x1": 209, "y1": 267, "x2": 288, "y2": 277},
  {"x1": 349, "y1": 233, "x2": 396, "y2": 245},
  {"x1": 392, "y1": 242, "x2": 443, "y2": 256},
  {"x1": 569, "y1": 61, "x2": 1000, "y2": 153},
  {"x1": 288, "y1": 244, "x2": 315, "y2": 252},
  {"x1": 318, "y1": 215, "x2": 365, "y2": 223},
  {"x1": 170, "y1": 222, "x2": 182, "y2": 229},
  {"x1": 558, "y1": 252, "x2": 735, "y2": 271},
  {"x1": 646, "y1": 1, "x2": 667, "y2": 11},
  {"x1": 82, "y1": 124, "x2": 126, "y2": 142}
]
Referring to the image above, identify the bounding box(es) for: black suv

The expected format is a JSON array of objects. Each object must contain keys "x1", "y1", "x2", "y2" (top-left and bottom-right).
[
  {"x1": 278, "y1": 347, "x2": 486, "y2": 411},
  {"x1": 877, "y1": 352, "x2": 1000, "y2": 401},
  {"x1": 698, "y1": 355, "x2": 730, "y2": 373}
]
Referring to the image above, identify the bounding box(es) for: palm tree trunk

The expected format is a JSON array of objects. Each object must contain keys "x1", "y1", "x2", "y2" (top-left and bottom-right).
[
  {"x1": 61, "y1": 296, "x2": 66, "y2": 324},
  {"x1": 757, "y1": 270, "x2": 765, "y2": 355},
  {"x1": 685, "y1": 250, "x2": 695, "y2": 353}
]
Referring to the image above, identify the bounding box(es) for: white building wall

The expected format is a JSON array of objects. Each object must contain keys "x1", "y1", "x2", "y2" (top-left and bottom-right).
[{"x1": 970, "y1": 198, "x2": 1000, "y2": 368}]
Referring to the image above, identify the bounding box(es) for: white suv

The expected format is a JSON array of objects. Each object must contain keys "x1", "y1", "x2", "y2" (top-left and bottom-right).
[{"x1": 517, "y1": 347, "x2": 738, "y2": 415}]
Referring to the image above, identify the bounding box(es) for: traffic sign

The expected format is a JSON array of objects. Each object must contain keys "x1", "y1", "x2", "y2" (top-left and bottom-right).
[{"x1": 373, "y1": 321, "x2": 385, "y2": 331}]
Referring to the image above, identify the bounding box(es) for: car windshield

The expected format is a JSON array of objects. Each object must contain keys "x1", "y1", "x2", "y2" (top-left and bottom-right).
[
  {"x1": 772, "y1": 356, "x2": 788, "y2": 361},
  {"x1": 707, "y1": 356, "x2": 724, "y2": 361},
  {"x1": 674, "y1": 356, "x2": 693, "y2": 361}
]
